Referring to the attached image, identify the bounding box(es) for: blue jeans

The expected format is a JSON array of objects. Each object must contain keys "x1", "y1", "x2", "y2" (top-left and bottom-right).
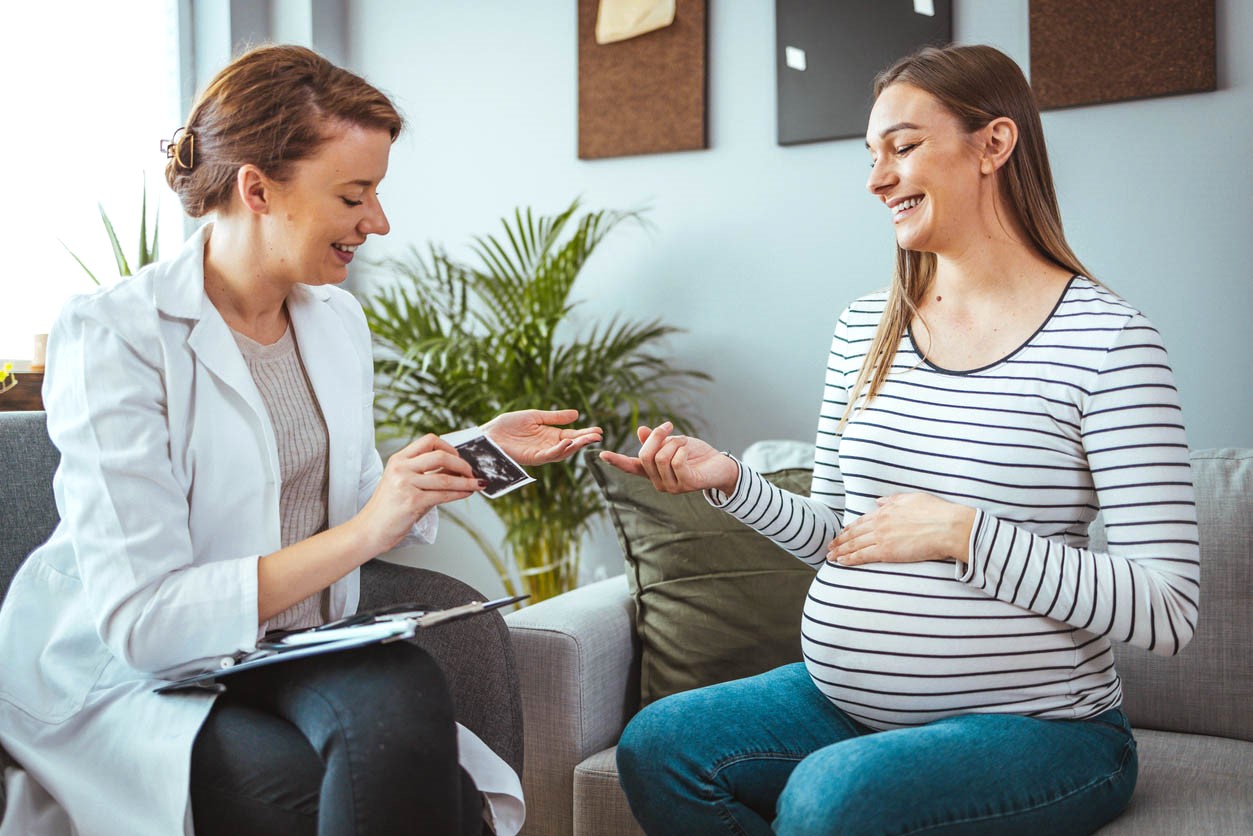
[{"x1": 617, "y1": 663, "x2": 1137, "y2": 835}]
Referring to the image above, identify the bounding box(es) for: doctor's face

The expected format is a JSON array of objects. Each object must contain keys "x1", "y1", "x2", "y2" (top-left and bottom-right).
[{"x1": 265, "y1": 122, "x2": 392, "y2": 287}]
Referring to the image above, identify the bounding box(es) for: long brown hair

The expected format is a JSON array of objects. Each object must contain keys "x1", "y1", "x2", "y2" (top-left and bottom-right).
[
  {"x1": 166, "y1": 44, "x2": 404, "y2": 218},
  {"x1": 841, "y1": 44, "x2": 1094, "y2": 429}
]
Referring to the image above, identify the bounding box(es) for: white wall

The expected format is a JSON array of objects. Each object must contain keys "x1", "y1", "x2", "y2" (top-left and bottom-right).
[{"x1": 344, "y1": 1, "x2": 1253, "y2": 596}]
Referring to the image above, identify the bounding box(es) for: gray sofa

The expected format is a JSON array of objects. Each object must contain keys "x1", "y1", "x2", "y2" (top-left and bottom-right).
[
  {"x1": 0, "y1": 410, "x2": 523, "y2": 825},
  {"x1": 508, "y1": 446, "x2": 1252, "y2": 835}
]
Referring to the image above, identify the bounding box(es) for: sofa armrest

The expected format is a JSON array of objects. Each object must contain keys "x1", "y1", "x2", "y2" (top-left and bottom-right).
[{"x1": 506, "y1": 574, "x2": 639, "y2": 836}]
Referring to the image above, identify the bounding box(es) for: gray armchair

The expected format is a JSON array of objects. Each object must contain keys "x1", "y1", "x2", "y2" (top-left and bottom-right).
[
  {"x1": 0, "y1": 410, "x2": 523, "y2": 822},
  {"x1": 508, "y1": 448, "x2": 1253, "y2": 835}
]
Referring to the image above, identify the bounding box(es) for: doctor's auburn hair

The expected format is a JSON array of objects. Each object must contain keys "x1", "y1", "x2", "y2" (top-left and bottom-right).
[{"x1": 165, "y1": 43, "x2": 405, "y2": 218}]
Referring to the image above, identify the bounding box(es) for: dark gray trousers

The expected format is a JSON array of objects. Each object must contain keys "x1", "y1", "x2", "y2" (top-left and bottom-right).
[{"x1": 190, "y1": 641, "x2": 484, "y2": 835}]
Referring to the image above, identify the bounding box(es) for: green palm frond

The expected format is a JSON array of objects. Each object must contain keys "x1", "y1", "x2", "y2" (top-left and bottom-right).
[
  {"x1": 64, "y1": 175, "x2": 162, "y2": 283},
  {"x1": 358, "y1": 200, "x2": 707, "y2": 601}
]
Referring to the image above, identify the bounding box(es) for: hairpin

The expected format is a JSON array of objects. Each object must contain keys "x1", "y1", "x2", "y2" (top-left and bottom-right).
[{"x1": 160, "y1": 127, "x2": 195, "y2": 170}]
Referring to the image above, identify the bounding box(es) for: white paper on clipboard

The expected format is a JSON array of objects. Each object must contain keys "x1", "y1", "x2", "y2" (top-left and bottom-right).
[{"x1": 154, "y1": 595, "x2": 528, "y2": 693}]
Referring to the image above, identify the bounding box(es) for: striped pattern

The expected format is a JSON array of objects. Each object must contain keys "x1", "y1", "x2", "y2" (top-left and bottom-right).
[
  {"x1": 713, "y1": 278, "x2": 1199, "y2": 730},
  {"x1": 233, "y1": 326, "x2": 331, "y2": 632}
]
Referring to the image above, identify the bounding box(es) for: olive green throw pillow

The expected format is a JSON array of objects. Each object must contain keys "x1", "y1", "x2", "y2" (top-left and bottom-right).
[{"x1": 586, "y1": 452, "x2": 817, "y2": 706}]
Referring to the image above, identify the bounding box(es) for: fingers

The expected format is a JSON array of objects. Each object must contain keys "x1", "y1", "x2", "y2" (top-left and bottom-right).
[
  {"x1": 388, "y1": 442, "x2": 479, "y2": 489},
  {"x1": 385, "y1": 462, "x2": 481, "y2": 496},
  {"x1": 544, "y1": 432, "x2": 601, "y2": 461},
  {"x1": 828, "y1": 512, "x2": 877, "y2": 565},
  {"x1": 526, "y1": 431, "x2": 605, "y2": 465},
  {"x1": 498, "y1": 408, "x2": 600, "y2": 433},
  {"x1": 637, "y1": 421, "x2": 673, "y2": 486},
  {"x1": 637, "y1": 422, "x2": 700, "y2": 494},
  {"x1": 829, "y1": 531, "x2": 872, "y2": 564},
  {"x1": 399, "y1": 433, "x2": 460, "y2": 459},
  {"x1": 535, "y1": 407, "x2": 581, "y2": 425},
  {"x1": 563, "y1": 426, "x2": 604, "y2": 441},
  {"x1": 414, "y1": 469, "x2": 483, "y2": 494},
  {"x1": 828, "y1": 540, "x2": 881, "y2": 566},
  {"x1": 411, "y1": 448, "x2": 475, "y2": 479},
  {"x1": 599, "y1": 449, "x2": 647, "y2": 477},
  {"x1": 652, "y1": 435, "x2": 688, "y2": 493}
]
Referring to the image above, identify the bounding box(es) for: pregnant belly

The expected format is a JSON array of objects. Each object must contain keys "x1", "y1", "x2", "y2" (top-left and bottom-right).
[{"x1": 800, "y1": 561, "x2": 1090, "y2": 729}]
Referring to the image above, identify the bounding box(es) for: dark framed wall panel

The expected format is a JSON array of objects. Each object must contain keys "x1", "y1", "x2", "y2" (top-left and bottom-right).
[
  {"x1": 1030, "y1": 0, "x2": 1217, "y2": 110},
  {"x1": 775, "y1": 0, "x2": 952, "y2": 146},
  {"x1": 578, "y1": 0, "x2": 708, "y2": 160}
]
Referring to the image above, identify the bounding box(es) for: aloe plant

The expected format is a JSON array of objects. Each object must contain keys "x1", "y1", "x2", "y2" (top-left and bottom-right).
[
  {"x1": 62, "y1": 177, "x2": 160, "y2": 285},
  {"x1": 361, "y1": 199, "x2": 710, "y2": 601}
]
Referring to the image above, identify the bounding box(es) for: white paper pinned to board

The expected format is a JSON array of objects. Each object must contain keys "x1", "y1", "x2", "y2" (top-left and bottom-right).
[{"x1": 596, "y1": 0, "x2": 676, "y2": 44}]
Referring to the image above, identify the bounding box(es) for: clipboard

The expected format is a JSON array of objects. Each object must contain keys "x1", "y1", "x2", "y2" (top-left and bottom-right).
[{"x1": 154, "y1": 594, "x2": 528, "y2": 694}]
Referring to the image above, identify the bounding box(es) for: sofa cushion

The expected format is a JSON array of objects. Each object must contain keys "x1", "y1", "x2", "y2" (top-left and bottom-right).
[
  {"x1": 574, "y1": 747, "x2": 643, "y2": 836},
  {"x1": 0, "y1": 412, "x2": 61, "y2": 606},
  {"x1": 1094, "y1": 449, "x2": 1253, "y2": 742},
  {"x1": 587, "y1": 452, "x2": 816, "y2": 706},
  {"x1": 1095, "y1": 729, "x2": 1253, "y2": 833},
  {"x1": 565, "y1": 733, "x2": 1253, "y2": 836}
]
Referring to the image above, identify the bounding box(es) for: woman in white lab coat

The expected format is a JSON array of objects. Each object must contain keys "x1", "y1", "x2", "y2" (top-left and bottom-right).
[{"x1": 0, "y1": 44, "x2": 598, "y2": 836}]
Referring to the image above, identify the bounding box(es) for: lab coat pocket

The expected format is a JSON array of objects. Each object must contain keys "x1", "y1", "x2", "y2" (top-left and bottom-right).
[{"x1": 0, "y1": 559, "x2": 111, "y2": 724}]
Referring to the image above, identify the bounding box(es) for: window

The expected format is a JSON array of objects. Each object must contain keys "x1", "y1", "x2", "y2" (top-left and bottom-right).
[{"x1": 0, "y1": 0, "x2": 184, "y2": 359}]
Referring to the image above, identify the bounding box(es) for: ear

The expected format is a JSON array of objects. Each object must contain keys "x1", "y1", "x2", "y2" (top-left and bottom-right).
[
  {"x1": 979, "y1": 116, "x2": 1018, "y2": 175},
  {"x1": 235, "y1": 164, "x2": 273, "y2": 215}
]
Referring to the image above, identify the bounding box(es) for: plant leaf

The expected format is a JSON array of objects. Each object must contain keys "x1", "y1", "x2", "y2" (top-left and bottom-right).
[
  {"x1": 99, "y1": 203, "x2": 131, "y2": 277},
  {"x1": 59, "y1": 239, "x2": 101, "y2": 286}
]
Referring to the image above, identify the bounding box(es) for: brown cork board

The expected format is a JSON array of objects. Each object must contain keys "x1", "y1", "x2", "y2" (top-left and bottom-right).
[
  {"x1": 577, "y1": 0, "x2": 708, "y2": 160},
  {"x1": 1030, "y1": 0, "x2": 1216, "y2": 110}
]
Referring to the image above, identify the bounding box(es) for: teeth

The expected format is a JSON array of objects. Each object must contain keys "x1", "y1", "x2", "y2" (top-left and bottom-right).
[
  {"x1": 332, "y1": 243, "x2": 358, "y2": 253},
  {"x1": 893, "y1": 197, "x2": 921, "y2": 213}
]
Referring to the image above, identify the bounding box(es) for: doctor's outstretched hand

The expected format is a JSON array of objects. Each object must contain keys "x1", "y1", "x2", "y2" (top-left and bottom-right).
[
  {"x1": 483, "y1": 408, "x2": 603, "y2": 466},
  {"x1": 599, "y1": 422, "x2": 739, "y2": 495}
]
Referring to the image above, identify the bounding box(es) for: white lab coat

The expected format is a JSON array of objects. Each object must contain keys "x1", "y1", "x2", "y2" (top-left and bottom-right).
[{"x1": 0, "y1": 225, "x2": 522, "y2": 835}]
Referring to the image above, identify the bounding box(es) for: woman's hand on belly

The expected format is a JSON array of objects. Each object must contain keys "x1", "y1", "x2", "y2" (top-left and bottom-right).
[{"x1": 828, "y1": 493, "x2": 976, "y2": 567}]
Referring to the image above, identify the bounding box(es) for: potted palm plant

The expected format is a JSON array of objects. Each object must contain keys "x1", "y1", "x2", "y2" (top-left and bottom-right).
[{"x1": 361, "y1": 200, "x2": 709, "y2": 602}]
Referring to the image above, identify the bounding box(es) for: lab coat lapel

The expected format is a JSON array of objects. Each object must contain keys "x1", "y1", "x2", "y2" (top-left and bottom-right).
[
  {"x1": 154, "y1": 224, "x2": 281, "y2": 486},
  {"x1": 288, "y1": 284, "x2": 360, "y2": 527},
  {"x1": 186, "y1": 315, "x2": 281, "y2": 486}
]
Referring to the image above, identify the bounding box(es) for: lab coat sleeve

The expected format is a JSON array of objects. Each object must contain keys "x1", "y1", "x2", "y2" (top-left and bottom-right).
[{"x1": 44, "y1": 301, "x2": 260, "y2": 675}]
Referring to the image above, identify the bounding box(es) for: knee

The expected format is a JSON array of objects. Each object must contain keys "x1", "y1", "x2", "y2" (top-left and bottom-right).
[
  {"x1": 774, "y1": 750, "x2": 880, "y2": 836},
  {"x1": 327, "y1": 642, "x2": 457, "y2": 741},
  {"x1": 617, "y1": 693, "x2": 697, "y2": 788}
]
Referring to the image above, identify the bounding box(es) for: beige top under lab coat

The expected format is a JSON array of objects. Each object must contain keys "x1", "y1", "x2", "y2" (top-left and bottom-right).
[{"x1": 0, "y1": 225, "x2": 523, "y2": 835}]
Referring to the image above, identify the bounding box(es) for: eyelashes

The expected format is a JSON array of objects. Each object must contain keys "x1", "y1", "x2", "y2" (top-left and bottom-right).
[
  {"x1": 341, "y1": 198, "x2": 364, "y2": 207},
  {"x1": 868, "y1": 143, "x2": 919, "y2": 168}
]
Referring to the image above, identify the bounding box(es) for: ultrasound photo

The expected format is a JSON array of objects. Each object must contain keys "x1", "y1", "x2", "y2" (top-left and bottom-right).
[{"x1": 445, "y1": 431, "x2": 535, "y2": 499}]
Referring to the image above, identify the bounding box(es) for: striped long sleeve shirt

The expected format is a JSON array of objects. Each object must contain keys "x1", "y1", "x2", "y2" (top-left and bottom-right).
[{"x1": 711, "y1": 277, "x2": 1200, "y2": 730}]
